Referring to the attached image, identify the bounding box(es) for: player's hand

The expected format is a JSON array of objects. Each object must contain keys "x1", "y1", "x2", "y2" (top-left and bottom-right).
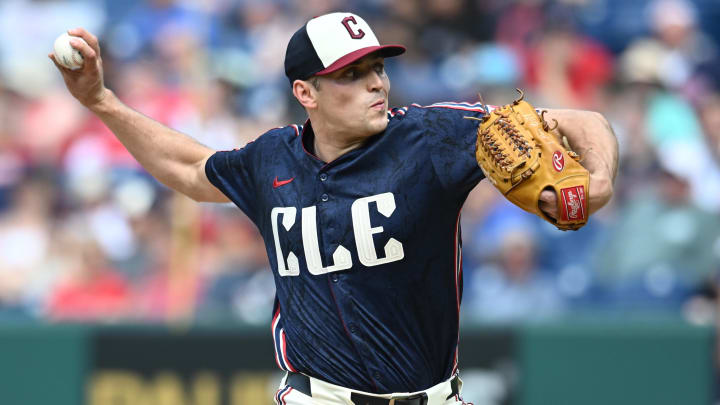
[
  {"x1": 538, "y1": 169, "x2": 613, "y2": 222},
  {"x1": 49, "y1": 27, "x2": 108, "y2": 109},
  {"x1": 538, "y1": 172, "x2": 613, "y2": 222},
  {"x1": 543, "y1": 109, "x2": 618, "y2": 217},
  {"x1": 539, "y1": 190, "x2": 558, "y2": 220},
  {"x1": 584, "y1": 156, "x2": 614, "y2": 215}
]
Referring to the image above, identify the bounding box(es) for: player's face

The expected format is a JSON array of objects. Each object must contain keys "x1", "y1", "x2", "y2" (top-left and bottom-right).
[{"x1": 314, "y1": 55, "x2": 390, "y2": 138}]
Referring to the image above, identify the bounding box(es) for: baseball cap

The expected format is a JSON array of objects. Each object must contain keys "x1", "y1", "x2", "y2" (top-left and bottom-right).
[{"x1": 284, "y1": 12, "x2": 406, "y2": 84}]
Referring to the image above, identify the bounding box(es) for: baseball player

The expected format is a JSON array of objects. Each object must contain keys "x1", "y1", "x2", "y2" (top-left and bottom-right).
[{"x1": 51, "y1": 12, "x2": 618, "y2": 405}]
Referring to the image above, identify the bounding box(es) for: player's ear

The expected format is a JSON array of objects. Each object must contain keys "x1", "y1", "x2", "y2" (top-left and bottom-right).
[{"x1": 292, "y1": 79, "x2": 318, "y2": 109}]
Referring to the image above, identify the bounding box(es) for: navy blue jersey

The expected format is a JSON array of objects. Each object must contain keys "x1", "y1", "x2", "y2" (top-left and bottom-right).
[{"x1": 205, "y1": 102, "x2": 486, "y2": 393}]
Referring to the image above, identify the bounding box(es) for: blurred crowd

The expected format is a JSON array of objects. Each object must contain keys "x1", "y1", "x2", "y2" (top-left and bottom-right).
[{"x1": 0, "y1": 0, "x2": 718, "y2": 326}]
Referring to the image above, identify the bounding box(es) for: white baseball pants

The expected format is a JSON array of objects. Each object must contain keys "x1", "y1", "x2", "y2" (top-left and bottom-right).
[{"x1": 274, "y1": 372, "x2": 473, "y2": 405}]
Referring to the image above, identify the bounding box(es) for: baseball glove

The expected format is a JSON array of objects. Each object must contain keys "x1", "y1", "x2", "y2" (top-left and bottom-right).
[{"x1": 472, "y1": 89, "x2": 590, "y2": 231}]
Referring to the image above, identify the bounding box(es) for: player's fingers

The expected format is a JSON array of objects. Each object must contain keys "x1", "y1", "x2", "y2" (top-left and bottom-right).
[
  {"x1": 539, "y1": 189, "x2": 559, "y2": 220},
  {"x1": 68, "y1": 37, "x2": 97, "y2": 65},
  {"x1": 68, "y1": 27, "x2": 101, "y2": 55},
  {"x1": 539, "y1": 189, "x2": 557, "y2": 204},
  {"x1": 48, "y1": 53, "x2": 70, "y2": 73}
]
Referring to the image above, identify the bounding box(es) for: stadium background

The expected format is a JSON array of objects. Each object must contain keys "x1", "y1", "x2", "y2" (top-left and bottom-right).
[{"x1": 0, "y1": 0, "x2": 718, "y2": 404}]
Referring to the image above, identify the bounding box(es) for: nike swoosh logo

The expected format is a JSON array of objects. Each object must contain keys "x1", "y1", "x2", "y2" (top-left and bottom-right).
[{"x1": 273, "y1": 176, "x2": 295, "y2": 188}]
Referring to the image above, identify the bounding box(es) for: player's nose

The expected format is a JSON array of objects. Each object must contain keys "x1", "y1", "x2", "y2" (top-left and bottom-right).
[{"x1": 366, "y1": 70, "x2": 385, "y2": 92}]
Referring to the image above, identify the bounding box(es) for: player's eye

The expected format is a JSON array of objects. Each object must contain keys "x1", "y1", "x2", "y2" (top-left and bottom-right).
[
  {"x1": 343, "y1": 68, "x2": 358, "y2": 80},
  {"x1": 373, "y1": 63, "x2": 385, "y2": 75}
]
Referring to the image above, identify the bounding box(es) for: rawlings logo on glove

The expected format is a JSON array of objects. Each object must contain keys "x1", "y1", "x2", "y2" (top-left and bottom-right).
[{"x1": 469, "y1": 89, "x2": 590, "y2": 231}]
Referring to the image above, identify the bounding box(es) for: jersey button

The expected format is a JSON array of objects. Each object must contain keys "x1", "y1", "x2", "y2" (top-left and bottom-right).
[
  {"x1": 349, "y1": 324, "x2": 357, "y2": 334},
  {"x1": 319, "y1": 173, "x2": 328, "y2": 181},
  {"x1": 321, "y1": 193, "x2": 329, "y2": 202},
  {"x1": 330, "y1": 274, "x2": 339, "y2": 283},
  {"x1": 373, "y1": 371, "x2": 381, "y2": 380}
]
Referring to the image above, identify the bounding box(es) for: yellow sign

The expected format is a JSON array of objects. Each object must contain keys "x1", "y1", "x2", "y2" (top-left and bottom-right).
[{"x1": 89, "y1": 370, "x2": 277, "y2": 405}]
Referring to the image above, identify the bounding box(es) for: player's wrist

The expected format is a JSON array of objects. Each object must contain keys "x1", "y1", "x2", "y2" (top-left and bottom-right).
[
  {"x1": 86, "y1": 88, "x2": 115, "y2": 114},
  {"x1": 588, "y1": 173, "x2": 613, "y2": 214}
]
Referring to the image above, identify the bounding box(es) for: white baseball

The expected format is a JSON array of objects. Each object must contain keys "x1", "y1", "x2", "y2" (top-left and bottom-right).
[{"x1": 53, "y1": 32, "x2": 86, "y2": 70}]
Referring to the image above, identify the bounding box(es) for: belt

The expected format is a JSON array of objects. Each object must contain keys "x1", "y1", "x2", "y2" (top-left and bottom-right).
[{"x1": 286, "y1": 372, "x2": 459, "y2": 405}]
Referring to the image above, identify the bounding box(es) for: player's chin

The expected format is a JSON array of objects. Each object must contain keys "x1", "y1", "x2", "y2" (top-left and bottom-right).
[
  {"x1": 367, "y1": 115, "x2": 388, "y2": 134},
  {"x1": 368, "y1": 107, "x2": 388, "y2": 121}
]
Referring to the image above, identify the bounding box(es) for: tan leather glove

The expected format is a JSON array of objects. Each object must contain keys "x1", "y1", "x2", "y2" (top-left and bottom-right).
[{"x1": 473, "y1": 90, "x2": 590, "y2": 231}]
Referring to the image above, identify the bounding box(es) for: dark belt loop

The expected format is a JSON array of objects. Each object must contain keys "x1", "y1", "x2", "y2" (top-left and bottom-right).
[
  {"x1": 350, "y1": 393, "x2": 389, "y2": 405},
  {"x1": 445, "y1": 375, "x2": 460, "y2": 400},
  {"x1": 395, "y1": 393, "x2": 429, "y2": 405},
  {"x1": 286, "y1": 372, "x2": 312, "y2": 396}
]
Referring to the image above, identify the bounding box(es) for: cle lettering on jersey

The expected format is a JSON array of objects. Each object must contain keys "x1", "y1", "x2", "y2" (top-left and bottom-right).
[{"x1": 271, "y1": 192, "x2": 404, "y2": 276}]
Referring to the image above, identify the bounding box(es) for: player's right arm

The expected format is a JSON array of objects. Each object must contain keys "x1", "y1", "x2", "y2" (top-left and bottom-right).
[{"x1": 50, "y1": 28, "x2": 229, "y2": 203}]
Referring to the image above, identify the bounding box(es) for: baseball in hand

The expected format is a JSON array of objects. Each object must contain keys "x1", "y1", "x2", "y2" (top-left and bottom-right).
[{"x1": 53, "y1": 32, "x2": 86, "y2": 70}]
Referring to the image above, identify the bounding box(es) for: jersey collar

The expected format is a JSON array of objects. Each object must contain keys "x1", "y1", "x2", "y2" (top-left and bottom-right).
[{"x1": 299, "y1": 119, "x2": 386, "y2": 170}]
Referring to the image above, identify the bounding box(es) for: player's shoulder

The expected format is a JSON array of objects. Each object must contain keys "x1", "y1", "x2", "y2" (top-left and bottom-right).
[
  {"x1": 246, "y1": 123, "x2": 304, "y2": 148},
  {"x1": 260, "y1": 123, "x2": 304, "y2": 140},
  {"x1": 216, "y1": 123, "x2": 303, "y2": 159}
]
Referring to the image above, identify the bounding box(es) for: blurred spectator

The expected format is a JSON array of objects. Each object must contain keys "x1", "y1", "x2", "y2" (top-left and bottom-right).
[
  {"x1": 196, "y1": 209, "x2": 275, "y2": 325},
  {"x1": 0, "y1": 86, "x2": 25, "y2": 212},
  {"x1": 0, "y1": 172, "x2": 55, "y2": 314},
  {"x1": 0, "y1": 0, "x2": 106, "y2": 98},
  {"x1": 132, "y1": 195, "x2": 204, "y2": 321},
  {"x1": 604, "y1": 84, "x2": 657, "y2": 200},
  {"x1": 525, "y1": 15, "x2": 613, "y2": 109},
  {"x1": 594, "y1": 169, "x2": 720, "y2": 310},
  {"x1": 105, "y1": 0, "x2": 211, "y2": 62},
  {"x1": 698, "y1": 92, "x2": 720, "y2": 164},
  {"x1": 645, "y1": 90, "x2": 720, "y2": 211},
  {"x1": 619, "y1": 0, "x2": 716, "y2": 92},
  {"x1": 465, "y1": 228, "x2": 565, "y2": 323},
  {"x1": 46, "y1": 237, "x2": 131, "y2": 322},
  {"x1": 616, "y1": 0, "x2": 720, "y2": 234},
  {"x1": 681, "y1": 276, "x2": 716, "y2": 326}
]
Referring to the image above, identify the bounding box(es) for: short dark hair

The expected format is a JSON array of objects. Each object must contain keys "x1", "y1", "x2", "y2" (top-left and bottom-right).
[{"x1": 308, "y1": 76, "x2": 321, "y2": 91}]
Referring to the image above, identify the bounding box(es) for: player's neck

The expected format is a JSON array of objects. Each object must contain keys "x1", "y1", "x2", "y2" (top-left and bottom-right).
[
  {"x1": 313, "y1": 137, "x2": 366, "y2": 162},
  {"x1": 310, "y1": 121, "x2": 368, "y2": 163}
]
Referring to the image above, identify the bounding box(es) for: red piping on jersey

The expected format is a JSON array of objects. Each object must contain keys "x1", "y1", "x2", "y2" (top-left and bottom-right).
[
  {"x1": 271, "y1": 307, "x2": 297, "y2": 372},
  {"x1": 274, "y1": 385, "x2": 291, "y2": 405},
  {"x1": 281, "y1": 329, "x2": 297, "y2": 372},
  {"x1": 274, "y1": 387, "x2": 281, "y2": 404},
  {"x1": 388, "y1": 107, "x2": 407, "y2": 118},
  {"x1": 451, "y1": 209, "x2": 462, "y2": 376},
  {"x1": 411, "y1": 101, "x2": 497, "y2": 113},
  {"x1": 271, "y1": 308, "x2": 283, "y2": 370},
  {"x1": 280, "y1": 386, "x2": 293, "y2": 404},
  {"x1": 412, "y1": 104, "x2": 488, "y2": 113}
]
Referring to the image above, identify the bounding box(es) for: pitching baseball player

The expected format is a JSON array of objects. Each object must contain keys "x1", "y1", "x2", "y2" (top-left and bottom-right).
[{"x1": 52, "y1": 12, "x2": 618, "y2": 405}]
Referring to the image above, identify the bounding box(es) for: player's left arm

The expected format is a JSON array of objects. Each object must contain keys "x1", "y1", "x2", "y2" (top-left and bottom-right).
[{"x1": 539, "y1": 109, "x2": 619, "y2": 218}]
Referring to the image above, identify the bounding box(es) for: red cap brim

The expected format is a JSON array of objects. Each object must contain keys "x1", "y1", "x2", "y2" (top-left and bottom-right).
[{"x1": 314, "y1": 45, "x2": 406, "y2": 76}]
